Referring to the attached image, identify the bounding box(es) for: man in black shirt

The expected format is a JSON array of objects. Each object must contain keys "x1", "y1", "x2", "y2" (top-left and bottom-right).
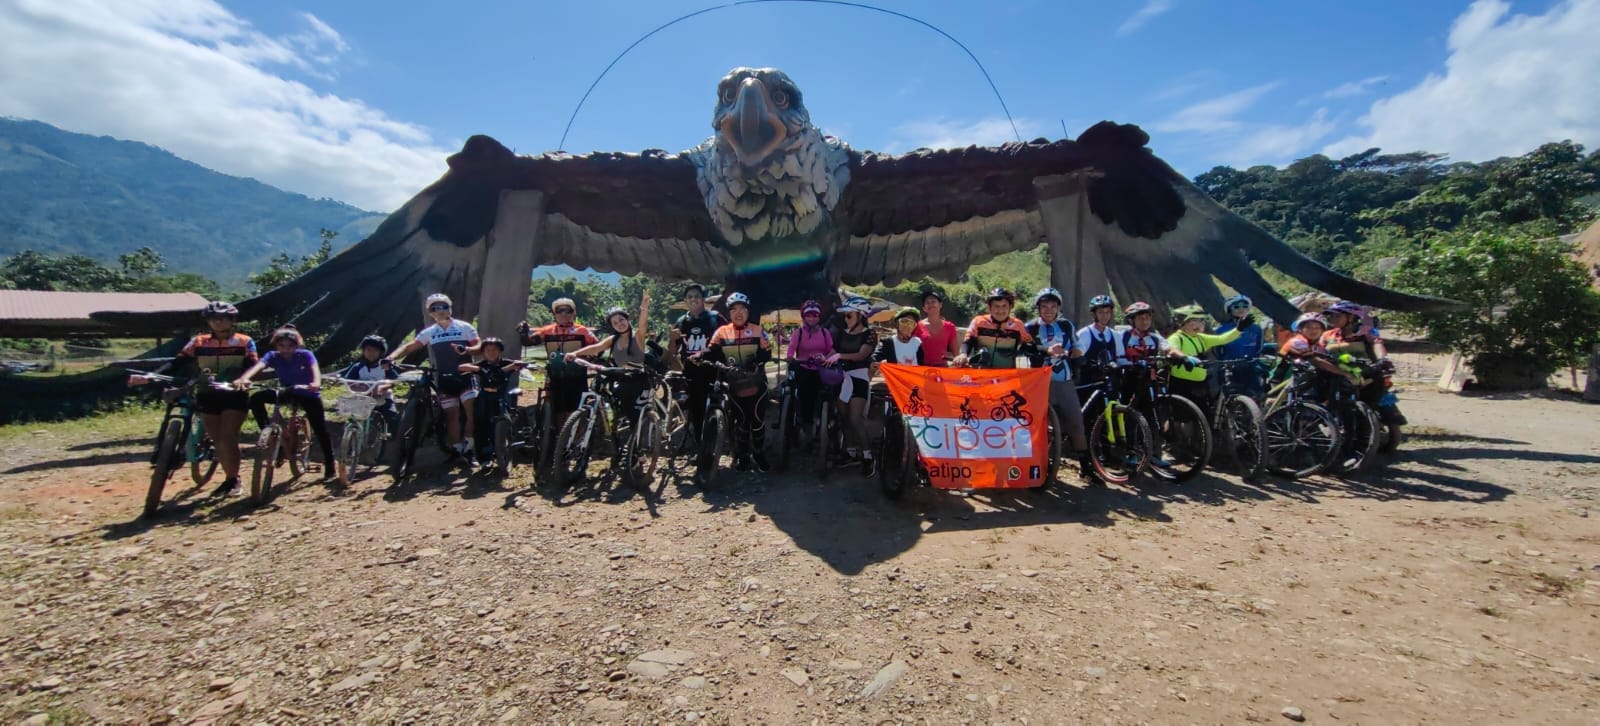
[{"x1": 672, "y1": 284, "x2": 723, "y2": 439}]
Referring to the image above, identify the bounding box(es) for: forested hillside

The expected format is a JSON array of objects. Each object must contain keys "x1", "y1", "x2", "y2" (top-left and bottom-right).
[{"x1": 0, "y1": 119, "x2": 383, "y2": 283}]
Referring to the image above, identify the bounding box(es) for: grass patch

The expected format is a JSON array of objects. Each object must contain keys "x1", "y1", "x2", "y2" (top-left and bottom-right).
[
  {"x1": 0, "y1": 403, "x2": 163, "y2": 444},
  {"x1": 1529, "y1": 571, "x2": 1581, "y2": 597}
]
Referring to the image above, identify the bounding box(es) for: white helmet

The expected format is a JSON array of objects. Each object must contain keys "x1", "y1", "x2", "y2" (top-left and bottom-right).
[{"x1": 424, "y1": 293, "x2": 453, "y2": 311}]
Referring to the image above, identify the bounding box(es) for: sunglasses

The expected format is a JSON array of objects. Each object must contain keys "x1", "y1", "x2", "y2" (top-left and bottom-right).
[
  {"x1": 554, "y1": 308, "x2": 575, "y2": 314},
  {"x1": 428, "y1": 303, "x2": 451, "y2": 312}
]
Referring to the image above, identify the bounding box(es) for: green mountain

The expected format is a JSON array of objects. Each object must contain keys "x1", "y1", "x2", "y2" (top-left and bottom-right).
[{"x1": 0, "y1": 118, "x2": 385, "y2": 283}]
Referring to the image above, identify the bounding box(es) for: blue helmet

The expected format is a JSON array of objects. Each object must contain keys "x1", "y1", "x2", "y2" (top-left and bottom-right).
[
  {"x1": 1033, "y1": 287, "x2": 1063, "y2": 307},
  {"x1": 1225, "y1": 294, "x2": 1252, "y2": 310}
]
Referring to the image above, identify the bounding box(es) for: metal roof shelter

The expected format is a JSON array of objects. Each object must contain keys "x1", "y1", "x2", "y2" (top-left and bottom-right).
[{"x1": 0, "y1": 290, "x2": 207, "y2": 338}]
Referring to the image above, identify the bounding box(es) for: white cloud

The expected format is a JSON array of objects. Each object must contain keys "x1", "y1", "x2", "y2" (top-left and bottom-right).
[
  {"x1": 1318, "y1": 75, "x2": 1389, "y2": 100},
  {"x1": 1326, "y1": 0, "x2": 1600, "y2": 161},
  {"x1": 1152, "y1": 82, "x2": 1280, "y2": 133},
  {"x1": 1229, "y1": 109, "x2": 1339, "y2": 166},
  {"x1": 0, "y1": 0, "x2": 448, "y2": 211},
  {"x1": 885, "y1": 117, "x2": 1048, "y2": 153},
  {"x1": 1117, "y1": 0, "x2": 1176, "y2": 37}
]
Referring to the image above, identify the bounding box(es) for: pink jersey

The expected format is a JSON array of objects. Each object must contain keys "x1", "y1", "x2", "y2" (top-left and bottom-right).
[
  {"x1": 914, "y1": 319, "x2": 957, "y2": 367},
  {"x1": 787, "y1": 325, "x2": 834, "y2": 366}
]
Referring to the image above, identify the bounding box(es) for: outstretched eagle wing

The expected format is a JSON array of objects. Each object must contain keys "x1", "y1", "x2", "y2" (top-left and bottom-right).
[
  {"x1": 831, "y1": 121, "x2": 1454, "y2": 325},
  {"x1": 98, "y1": 136, "x2": 728, "y2": 359}
]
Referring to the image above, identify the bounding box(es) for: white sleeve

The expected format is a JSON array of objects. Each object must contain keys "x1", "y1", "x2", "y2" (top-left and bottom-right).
[
  {"x1": 461, "y1": 322, "x2": 479, "y2": 340},
  {"x1": 414, "y1": 325, "x2": 437, "y2": 345}
]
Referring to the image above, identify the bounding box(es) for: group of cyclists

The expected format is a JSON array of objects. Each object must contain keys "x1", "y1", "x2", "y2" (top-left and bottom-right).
[{"x1": 126, "y1": 280, "x2": 1405, "y2": 507}]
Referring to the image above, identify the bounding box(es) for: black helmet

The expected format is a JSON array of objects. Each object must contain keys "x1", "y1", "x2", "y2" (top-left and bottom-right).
[
  {"x1": 359, "y1": 335, "x2": 388, "y2": 352},
  {"x1": 202, "y1": 300, "x2": 238, "y2": 318},
  {"x1": 920, "y1": 288, "x2": 946, "y2": 304},
  {"x1": 985, "y1": 287, "x2": 1015, "y2": 303},
  {"x1": 481, "y1": 336, "x2": 506, "y2": 352}
]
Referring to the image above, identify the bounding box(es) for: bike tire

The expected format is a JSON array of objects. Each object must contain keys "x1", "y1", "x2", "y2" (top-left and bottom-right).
[
  {"x1": 1088, "y1": 404, "x2": 1151, "y2": 485},
  {"x1": 878, "y1": 415, "x2": 919, "y2": 499},
  {"x1": 1044, "y1": 407, "x2": 1061, "y2": 486},
  {"x1": 535, "y1": 404, "x2": 557, "y2": 485},
  {"x1": 1148, "y1": 395, "x2": 1211, "y2": 483},
  {"x1": 288, "y1": 417, "x2": 311, "y2": 478},
  {"x1": 1264, "y1": 402, "x2": 1341, "y2": 479},
  {"x1": 1221, "y1": 395, "x2": 1266, "y2": 482},
  {"x1": 494, "y1": 418, "x2": 513, "y2": 473},
  {"x1": 1380, "y1": 422, "x2": 1403, "y2": 454},
  {"x1": 145, "y1": 419, "x2": 183, "y2": 518},
  {"x1": 1331, "y1": 401, "x2": 1382, "y2": 475},
  {"x1": 339, "y1": 426, "x2": 362, "y2": 483},
  {"x1": 392, "y1": 400, "x2": 426, "y2": 481},
  {"x1": 189, "y1": 438, "x2": 219, "y2": 487},
  {"x1": 252, "y1": 429, "x2": 279, "y2": 506},
  {"x1": 626, "y1": 406, "x2": 661, "y2": 492},
  {"x1": 697, "y1": 408, "x2": 728, "y2": 489},
  {"x1": 554, "y1": 406, "x2": 593, "y2": 487},
  {"x1": 776, "y1": 393, "x2": 795, "y2": 472}
]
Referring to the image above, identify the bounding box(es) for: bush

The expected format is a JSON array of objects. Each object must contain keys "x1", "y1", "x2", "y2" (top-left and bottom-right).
[{"x1": 1390, "y1": 228, "x2": 1600, "y2": 388}]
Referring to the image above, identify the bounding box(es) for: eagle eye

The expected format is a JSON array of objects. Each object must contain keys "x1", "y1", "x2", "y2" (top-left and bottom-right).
[
  {"x1": 772, "y1": 89, "x2": 790, "y2": 109},
  {"x1": 720, "y1": 86, "x2": 736, "y2": 105}
]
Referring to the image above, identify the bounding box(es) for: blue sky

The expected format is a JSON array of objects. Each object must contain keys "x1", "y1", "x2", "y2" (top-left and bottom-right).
[{"x1": 3, "y1": 0, "x2": 1597, "y2": 211}]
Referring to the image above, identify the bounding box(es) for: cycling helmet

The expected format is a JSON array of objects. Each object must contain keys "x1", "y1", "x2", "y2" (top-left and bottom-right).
[
  {"x1": 604, "y1": 306, "x2": 630, "y2": 321},
  {"x1": 725, "y1": 292, "x2": 751, "y2": 309},
  {"x1": 1088, "y1": 294, "x2": 1115, "y2": 311},
  {"x1": 895, "y1": 306, "x2": 921, "y2": 322},
  {"x1": 481, "y1": 336, "x2": 505, "y2": 352},
  {"x1": 800, "y1": 299, "x2": 823, "y2": 316},
  {"x1": 1172, "y1": 303, "x2": 1207, "y2": 322},
  {"x1": 920, "y1": 288, "x2": 946, "y2": 304},
  {"x1": 359, "y1": 335, "x2": 388, "y2": 352},
  {"x1": 550, "y1": 297, "x2": 576, "y2": 314},
  {"x1": 201, "y1": 300, "x2": 238, "y2": 318},
  {"x1": 1123, "y1": 301, "x2": 1153, "y2": 321},
  {"x1": 1292, "y1": 312, "x2": 1328, "y2": 332},
  {"x1": 985, "y1": 287, "x2": 1015, "y2": 303},
  {"x1": 1225, "y1": 294, "x2": 1252, "y2": 309},
  {"x1": 840, "y1": 296, "x2": 872, "y2": 315},
  {"x1": 1325, "y1": 300, "x2": 1367, "y2": 318},
  {"x1": 1033, "y1": 287, "x2": 1063, "y2": 307},
  {"x1": 424, "y1": 293, "x2": 452, "y2": 310}
]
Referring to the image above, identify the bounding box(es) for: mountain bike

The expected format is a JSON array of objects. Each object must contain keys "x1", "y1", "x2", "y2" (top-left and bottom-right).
[
  {"x1": 630, "y1": 368, "x2": 691, "y2": 486},
  {"x1": 122, "y1": 369, "x2": 226, "y2": 518},
  {"x1": 1074, "y1": 362, "x2": 1153, "y2": 485},
  {"x1": 774, "y1": 361, "x2": 836, "y2": 474},
  {"x1": 551, "y1": 363, "x2": 653, "y2": 491},
  {"x1": 390, "y1": 365, "x2": 467, "y2": 481},
  {"x1": 1259, "y1": 359, "x2": 1342, "y2": 479},
  {"x1": 1121, "y1": 358, "x2": 1212, "y2": 483},
  {"x1": 325, "y1": 376, "x2": 392, "y2": 483},
  {"x1": 695, "y1": 362, "x2": 768, "y2": 488},
  {"x1": 1198, "y1": 359, "x2": 1266, "y2": 482},
  {"x1": 1320, "y1": 354, "x2": 1383, "y2": 475},
  {"x1": 247, "y1": 381, "x2": 313, "y2": 506},
  {"x1": 485, "y1": 364, "x2": 543, "y2": 475}
]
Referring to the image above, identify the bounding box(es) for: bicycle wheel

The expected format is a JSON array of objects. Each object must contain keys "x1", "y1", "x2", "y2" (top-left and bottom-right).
[
  {"x1": 1087, "y1": 404, "x2": 1151, "y2": 485},
  {"x1": 776, "y1": 392, "x2": 796, "y2": 472},
  {"x1": 251, "y1": 428, "x2": 279, "y2": 506},
  {"x1": 626, "y1": 406, "x2": 661, "y2": 491},
  {"x1": 661, "y1": 399, "x2": 689, "y2": 476},
  {"x1": 392, "y1": 400, "x2": 427, "y2": 481},
  {"x1": 553, "y1": 406, "x2": 594, "y2": 486},
  {"x1": 339, "y1": 425, "x2": 362, "y2": 482},
  {"x1": 535, "y1": 404, "x2": 558, "y2": 484},
  {"x1": 287, "y1": 417, "x2": 311, "y2": 478},
  {"x1": 1380, "y1": 422, "x2": 1403, "y2": 454},
  {"x1": 145, "y1": 419, "x2": 183, "y2": 518},
  {"x1": 1264, "y1": 402, "x2": 1341, "y2": 479},
  {"x1": 1043, "y1": 407, "x2": 1062, "y2": 486},
  {"x1": 1220, "y1": 395, "x2": 1266, "y2": 482},
  {"x1": 189, "y1": 436, "x2": 219, "y2": 487},
  {"x1": 696, "y1": 408, "x2": 729, "y2": 489},
  {"x1": 1148, "y1": 395, "x2": 1211, "y2": 483},
  {"x1": 494, "y1": 417, "x2": 513, "y2": 472},
  {"x1": 1331, "y1": 401, "x2": 1382, "y2": 475}
]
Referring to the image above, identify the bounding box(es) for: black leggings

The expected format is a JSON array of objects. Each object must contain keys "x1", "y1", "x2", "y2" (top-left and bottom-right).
[
  {"x1": 791, "y1": 367, "x2": 821, "y2": 425},
  {"x1": 250, "y1": 390, "x2": 335, "y2": 467},
  {"x1": 731, "y1": 389, "x2": 767, "y2": 454}
]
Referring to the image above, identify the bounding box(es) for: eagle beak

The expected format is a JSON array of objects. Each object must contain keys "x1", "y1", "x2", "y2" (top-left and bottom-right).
[{"x1": 720, "y1": 77, "x2": 787, "y2": 167}]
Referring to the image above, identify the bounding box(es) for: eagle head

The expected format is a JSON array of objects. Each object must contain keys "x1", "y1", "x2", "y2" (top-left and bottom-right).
[{"x1": 690, "y1": 67, "x2": 851, "y2": 248}]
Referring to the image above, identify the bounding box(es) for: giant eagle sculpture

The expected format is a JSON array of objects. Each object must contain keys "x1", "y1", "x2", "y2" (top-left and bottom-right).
[{"x1": 102, "y1": 67, "x2": 1451, "y2": 357}]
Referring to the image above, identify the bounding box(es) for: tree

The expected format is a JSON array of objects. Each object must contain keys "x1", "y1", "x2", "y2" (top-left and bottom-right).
[
  {"x1": 1389, "y1": 228, "x2": 1600, "y2": 389},
  {"x1": 247, "y1": 229, "x2": 336, "y2": 295}
]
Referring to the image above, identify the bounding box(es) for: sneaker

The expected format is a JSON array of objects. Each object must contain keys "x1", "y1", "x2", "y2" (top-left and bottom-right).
[
  {"x1": 1151, "y1": 457, "x2": 1173, "y2": 470},
  {"x1": 752, "y1": 451, "x2": 771, "y2": 473},
  {"x1": 861, "y1": 455, "x2": 877, "y2": 478},
  {"x1": 212, "y1": 477, "x2": 241, "y2": 497}
]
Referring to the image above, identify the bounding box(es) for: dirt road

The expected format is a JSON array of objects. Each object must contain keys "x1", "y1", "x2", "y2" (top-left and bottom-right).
[{"x1": 2, "y1": 388, "x2": 1598, "y2": 724}]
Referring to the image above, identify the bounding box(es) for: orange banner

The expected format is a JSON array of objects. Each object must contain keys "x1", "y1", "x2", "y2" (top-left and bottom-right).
[{"x1": 879, "y1": 363, "x2": 1051, "y2": 489}]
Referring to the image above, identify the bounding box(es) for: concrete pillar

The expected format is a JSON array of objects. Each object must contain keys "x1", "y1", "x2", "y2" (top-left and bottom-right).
[
  {"x1": 1034, "y1": 173, "x2": 1110, "y2": 328},
  {"x1": 476, "y1": 190, "x2": 546, "y2": 355},
  {"x1": 1585, "y1": 343, "x2": 1600, "y2": 403}
]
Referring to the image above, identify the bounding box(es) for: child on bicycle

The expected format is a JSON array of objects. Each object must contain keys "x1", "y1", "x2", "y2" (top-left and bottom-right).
[
  {"x1": 873, "y1": 307, "x2": 926, "y2": 365},
  {"x1": 459, "y1": 337, "x2": 526, "y2": 465},
  {"x1": 1075, "y1": 294, "x2": 1120, "y2": 384},
  {"x1": 1025, "y1": 287, "x2": 1089, "y2": 459},
  {"x1": 384, "y1": 293, "x2": 481, "y2": 462},
  {"x1": 235, "y1": 326, "x2": 339, "y2": 483},
  {"x1": 1279, "y1": 312, "x2": 1356, "y2": 383},
  {"x1": 339, "y1": 335, "x2": 400, "y2": 436},
  {"x1": 1320, "y1": 300, "x2": 1406, "y2": 425}
]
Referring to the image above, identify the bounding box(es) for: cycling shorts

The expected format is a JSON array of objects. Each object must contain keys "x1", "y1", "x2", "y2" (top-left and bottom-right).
[
  {"x1": 195, "y1": 388, "x2": 250, "y2": 415},
  {"x1": 434, "y1": 373, "x2": 479, "y2": 410}
]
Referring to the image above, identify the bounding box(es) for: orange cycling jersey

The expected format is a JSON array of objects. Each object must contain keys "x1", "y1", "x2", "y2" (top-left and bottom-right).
[
  {"x1": 708, "y1": 323, "x2": 770, "y2": 367},
  {"x1": 525, "y1": 322, "x2": 598, "y2": 380},
  {"x1": 965, "y1": 316, "x2": 1034, "y2": 368},
  {"x1": 1279, "y1": 334, "x2": 1326, "y2": 359},
  {"x1": 179, "y1": 332, "x2": 258, "y2": 379}
]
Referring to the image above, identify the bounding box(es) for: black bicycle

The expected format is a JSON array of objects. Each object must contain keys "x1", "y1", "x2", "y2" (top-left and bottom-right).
[
  {"x1": 695, "y1": 362, "x2": 768, "y2": 489},
  {"x1": 1074, "y1": 362, "x2": 1154, "y2": 485},
  {"x1": 123, "y1": 369, "x2": 226, "y2": 518},
  {"x1": 1319, "y1": 354, "x2": 1383, "y2": 475},
  {"x1": 1198, "y1": 359, "x2": 1267, "y2": 482},
  {"x1": 1120, "y1": 358, "x2": 1213, "y2": 483},
  {"x1": 390, "y1": 364, "x2": 467, "y2": 481},
  {"x1": 551, "y1": 363, "x2": 655, "y2": 491},
  {"x1": 774, "y1": 361, "x2": 837, "y2": 475}
]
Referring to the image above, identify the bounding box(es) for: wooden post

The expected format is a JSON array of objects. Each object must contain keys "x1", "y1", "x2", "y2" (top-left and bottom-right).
[
  {"x1": 476, "y1": 190, "x2": 546, "y2": 355},
  {"x1": 1034, "y1": 173, "x2": 1110, "y2": 329},
  {"x1": 1585, "y1": 343, "x2": 1600, "y2": 403}
]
